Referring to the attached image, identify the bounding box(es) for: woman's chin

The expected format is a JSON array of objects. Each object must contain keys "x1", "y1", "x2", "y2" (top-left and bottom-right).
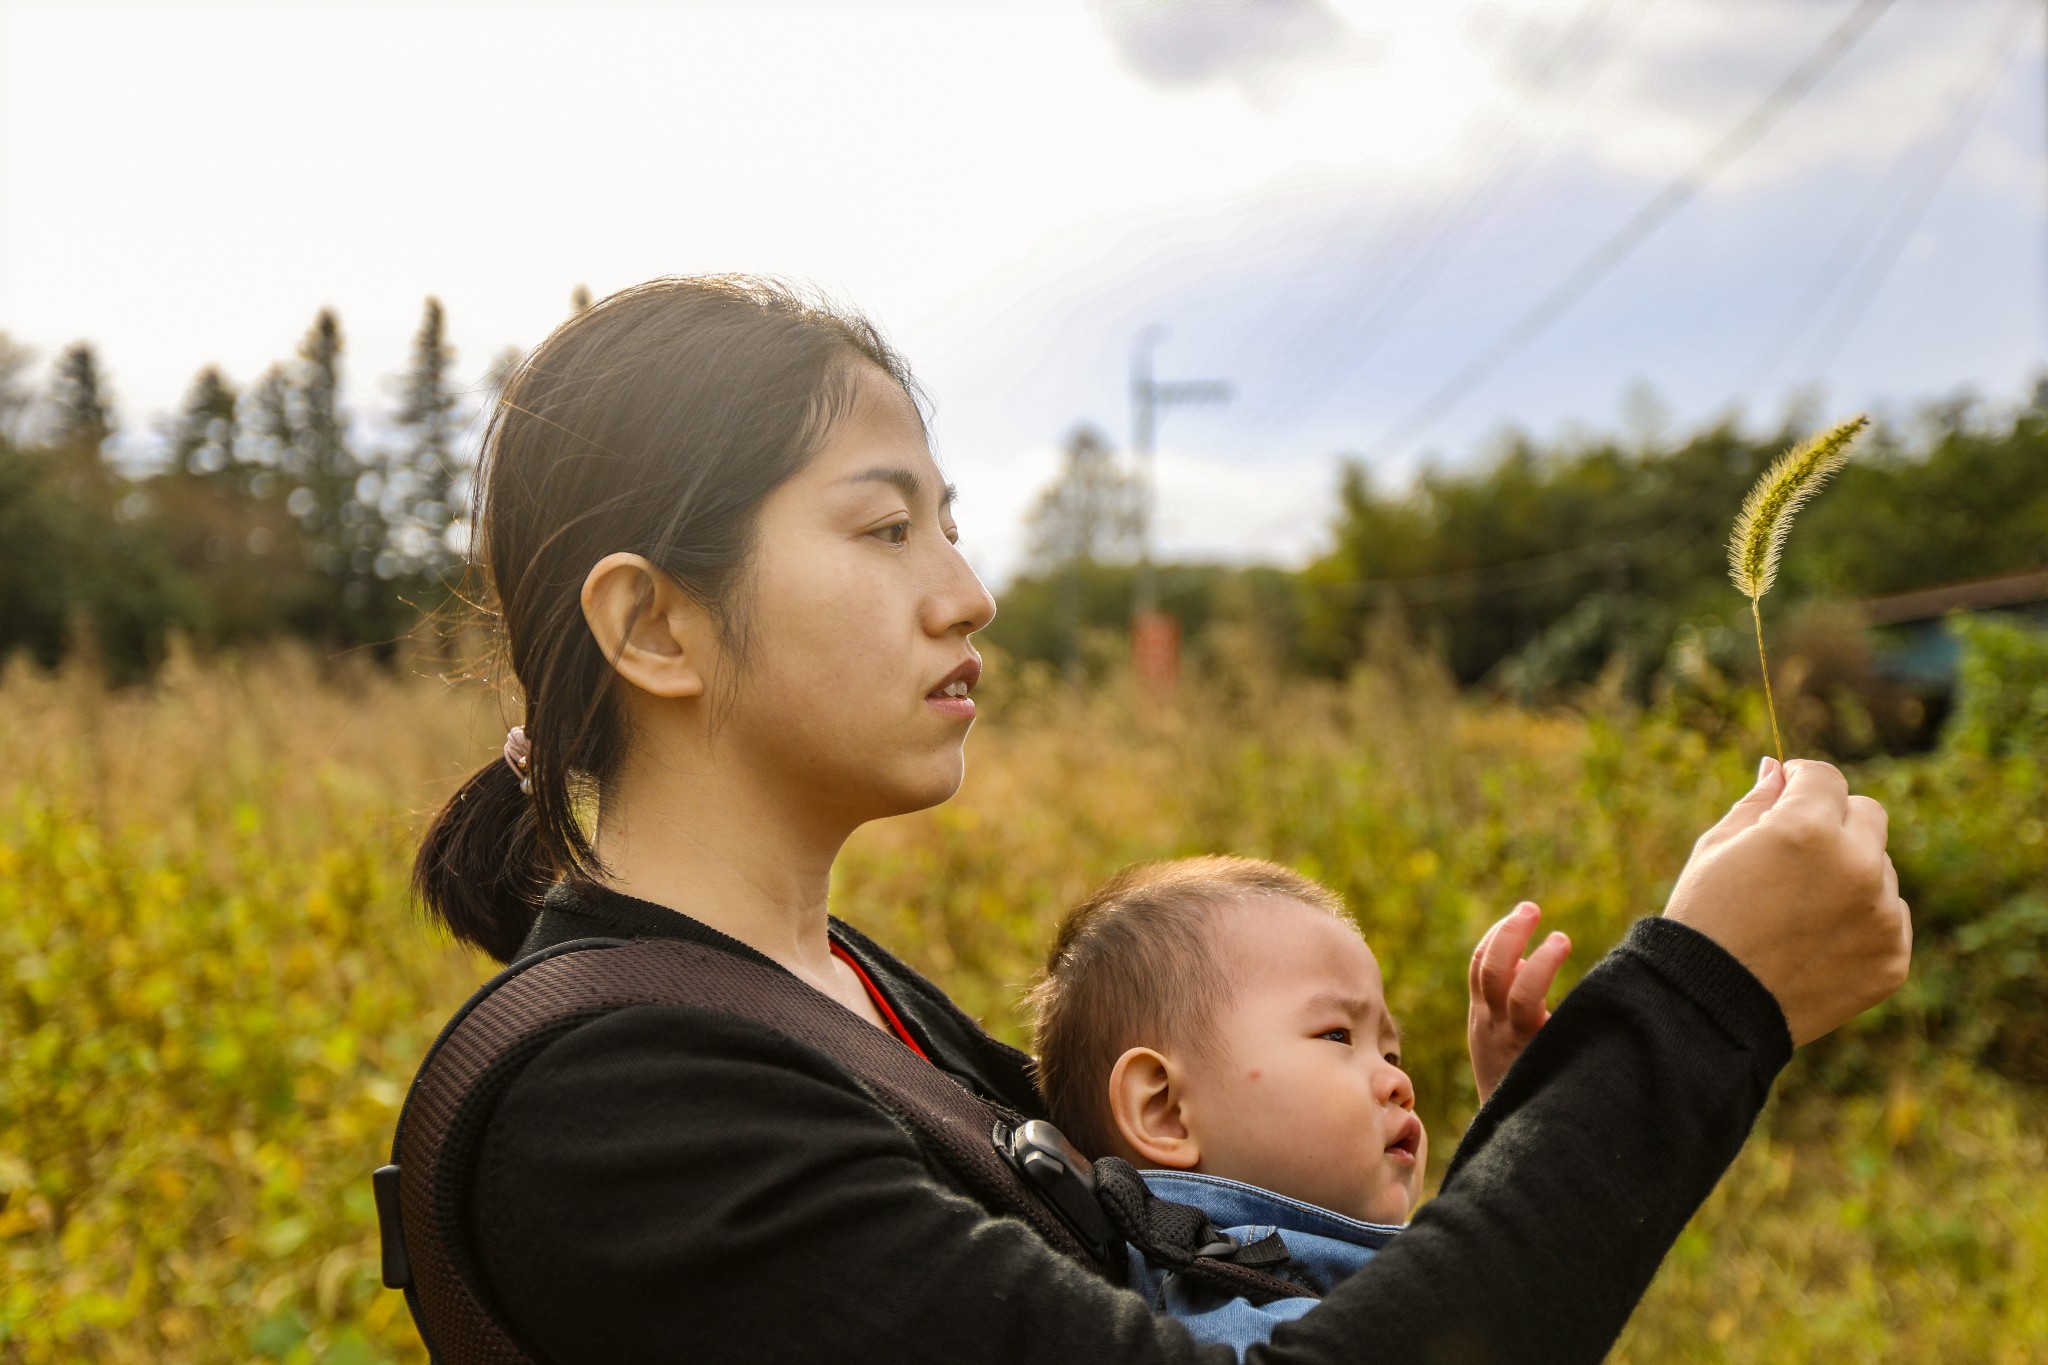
[
  {"x1": 889, "y1": 754, "x2": 969, "y2": 815},
  {"x1": 825, "y1": 752, "x2": 967, "y2": 826}
]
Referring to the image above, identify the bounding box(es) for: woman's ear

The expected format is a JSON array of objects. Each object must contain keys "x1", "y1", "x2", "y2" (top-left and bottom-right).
[
  {"x1": 1105, "y1": 1046, "x2": 1201, "y2": 1170},
  {"x1": 580, "y1": 552, "x2": 711, "y2": 700}
]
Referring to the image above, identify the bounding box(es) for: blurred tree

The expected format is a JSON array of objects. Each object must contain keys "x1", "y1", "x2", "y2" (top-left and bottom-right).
[
  {"x1": 276, "y1": 309, "x2": 401, "y2": 647},
  {"x1": 0, "y1": 332, "x2": 35, "y2": 443},
  {"x1": 284, "y1": 310, "x2": 356, "y2": 573},
  {"x1": 45, "y1": 341, "x2": 114, "y2": 452},
  {"x1": 1021, "y1": 423, "x2": 1142, "y2": 677},
  {"x1": 44, "y1": 342, "x2": 116, "y2": 503},
  {"x1": 0, "y1": 346, "x2": 194, "y2": 678},
  {"x1": 241, "y1": 363, "x2": 293, "y2": 475},
  {"x1": 0, "y1": 433, "x2": 76, "y2": 667},
  {"x1": 1023, "y1": 424, "x2": 1140, "y2": 573},
  {"x1": 165, "y1": 366, "x2": 240, "y2": 478},
  {"x1": 387, "y1": 296, "x2": 462, "y2": 588},
  {"x1": 147, "y1": 364, "x2": 313, "y2": 648}
]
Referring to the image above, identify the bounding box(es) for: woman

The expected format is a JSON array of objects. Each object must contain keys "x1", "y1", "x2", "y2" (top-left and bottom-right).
[{"x1": 410, "y1": 275, "x2": 1910, "y2": 1363}]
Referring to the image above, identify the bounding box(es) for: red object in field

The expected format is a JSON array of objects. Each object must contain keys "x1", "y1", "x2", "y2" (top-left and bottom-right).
[{"x1": 1132, "y1": 611, "x2": 1180, "y2": 695}]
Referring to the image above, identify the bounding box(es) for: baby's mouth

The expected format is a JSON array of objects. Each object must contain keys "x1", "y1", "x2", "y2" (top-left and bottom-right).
[{"x1": 1385, "y1": 1114, "x2": 1423, "y2": 1159}]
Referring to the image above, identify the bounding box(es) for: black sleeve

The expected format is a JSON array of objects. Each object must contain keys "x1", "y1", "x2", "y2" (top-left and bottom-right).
[
  {"x1": 473, "y1": 916, "x2": 1792, "y2": 1365},
  {"x1": 1254, "y1": 916, "x2": 1794, "y2": 1365}
]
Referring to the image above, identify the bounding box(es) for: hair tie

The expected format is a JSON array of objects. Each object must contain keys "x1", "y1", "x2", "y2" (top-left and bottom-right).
[{"x1": 503, "y1": 725, "x2": 533, "y2": 795}]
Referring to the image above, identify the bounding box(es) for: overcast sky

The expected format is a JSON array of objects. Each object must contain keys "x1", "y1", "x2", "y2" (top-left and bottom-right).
[{"x1": 3, "y1": 0, "x2": 2043, "y2": 585}]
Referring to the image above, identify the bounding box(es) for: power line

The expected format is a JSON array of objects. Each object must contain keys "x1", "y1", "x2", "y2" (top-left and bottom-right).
[
  {"x1": 1234, "y1": 0, "x2": 1635, "y2": 411},
  {"x1": 1276, "y1": 0, "x2": 1658, "y2": 416},
  {"x1": 1308, "y1": 515, "x2": 1707, "y2": 605},
  {"x1": 1793, "y1": 0, "x2": 2037, "y2": 382},
  {"x1": 1740, "y1": 0, "x2": 2030, "y2": 394},
  {"x1": 1363, "y1": 0, "x2": 1899, "y2": 463}
]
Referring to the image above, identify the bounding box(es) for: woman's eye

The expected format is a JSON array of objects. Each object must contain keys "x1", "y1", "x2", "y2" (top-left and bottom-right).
[
  {"x1": 1318, "y1": 1028, "x2": 1351, "y2": 1045},
  {"x1": 874, "y1": 520, "x2": 911, "y2": 546}
]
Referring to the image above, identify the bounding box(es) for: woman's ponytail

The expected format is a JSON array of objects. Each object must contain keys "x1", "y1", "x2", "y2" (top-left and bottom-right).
[
  {"x1": 405, "y1": 274, "x2": 916, "y2": 963},
  {"x1": 412, "y1": 750, "x2": 554, "y2": 962}
]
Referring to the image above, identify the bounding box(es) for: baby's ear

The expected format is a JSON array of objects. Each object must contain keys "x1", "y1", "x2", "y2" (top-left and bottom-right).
[{"x1": 1105, "y1": 1047, "x2": 1200, "y2": 1170}]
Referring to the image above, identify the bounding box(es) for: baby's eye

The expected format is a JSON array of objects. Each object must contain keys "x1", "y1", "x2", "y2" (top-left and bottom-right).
[
  {"x1": 1385, "y1": 1052, "x2": 1403, "y2": 1068},
  {"x1": 1318, "y1": 1028, "x2": 1351, "y2": 1045}
]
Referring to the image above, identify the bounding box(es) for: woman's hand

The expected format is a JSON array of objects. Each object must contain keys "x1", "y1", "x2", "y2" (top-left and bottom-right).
[
  {"x1": 1467, "y1": 901, "x2": 1572, "y2": 1103},
  {"x1": 1663, "y1": 755, "x2": 1912, "y2": 1047}
]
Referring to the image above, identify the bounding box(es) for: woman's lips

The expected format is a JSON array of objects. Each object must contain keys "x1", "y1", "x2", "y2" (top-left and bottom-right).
[{"x1": 925, "y1": 655, "x2": 981, "y2": 720}]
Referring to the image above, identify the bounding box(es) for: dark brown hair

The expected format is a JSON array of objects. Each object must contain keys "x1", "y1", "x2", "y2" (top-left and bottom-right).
[
  {"x1": 1024, "y1": 856, "x2": 1350, "y2": 1161},
  {"x1": 412, "y1": 275, "x2": 917, "y2": 962}
]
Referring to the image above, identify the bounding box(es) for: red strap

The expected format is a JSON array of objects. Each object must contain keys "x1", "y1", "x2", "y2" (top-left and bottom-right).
[{"x1": 830, "y1": 941, "x2": 931, "y2": 1062}]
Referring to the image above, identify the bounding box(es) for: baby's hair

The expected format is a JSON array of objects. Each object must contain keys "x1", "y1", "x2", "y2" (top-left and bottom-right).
[{"x1": 1025, "y1": 855, "x2": 1352, "y2": 1161}]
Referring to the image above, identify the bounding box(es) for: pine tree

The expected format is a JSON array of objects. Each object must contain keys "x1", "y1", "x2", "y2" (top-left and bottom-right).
[
  {"x1": 279, "y1": 309, "x2": 390, "y2": 631},
  {"x1": 0, "y1": 333, "x2": 34, "y2": 445},
  {"x1": 287, "y1": 310, "x2": 349, "y2": 555},
  {"x1": 239, "y1": 364, "x2": 293, "y2": 496},
  {"x1": 390, "y1": 296, "x2": 462, "y2": 583},
  {"x1": 166, "y1": 366, "x2": 239, "y2": 477},
  {"x1": 46, "y1": 342, "x2": 115, "y2": 457}
]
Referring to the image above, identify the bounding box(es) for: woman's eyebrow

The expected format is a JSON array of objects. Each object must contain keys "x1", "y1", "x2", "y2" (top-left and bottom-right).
[{"x1": 841, "y1": 466, "x2": 958, "y2": 509}]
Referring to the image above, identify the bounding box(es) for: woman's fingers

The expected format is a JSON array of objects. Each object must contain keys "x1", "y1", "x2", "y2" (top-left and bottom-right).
[
  {"x1": 1771, "y1": 757, "x2": 1850, "y2": 830},
  {"x1": 1845, "y1": 792, "x2": 1888, "y2": 842},
  {"x1": 1663, "y1": 761, "x2": 1912, "y2": 1046}
]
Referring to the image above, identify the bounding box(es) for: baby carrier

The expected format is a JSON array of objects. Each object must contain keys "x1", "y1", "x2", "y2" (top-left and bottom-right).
[{"x1": 373, "y1": 935, "x2": 1314, "y2": 1364}]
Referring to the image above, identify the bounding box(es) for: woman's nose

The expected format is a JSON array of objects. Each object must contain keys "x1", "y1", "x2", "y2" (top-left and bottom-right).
[{"x1": 926, "y1": 541, "x2": 997, "y2": 637}]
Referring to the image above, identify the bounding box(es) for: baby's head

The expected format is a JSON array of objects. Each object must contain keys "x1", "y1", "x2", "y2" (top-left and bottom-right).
[{"x1": 1028, "y1": 856, "x2": 1424, "y2": 1226}]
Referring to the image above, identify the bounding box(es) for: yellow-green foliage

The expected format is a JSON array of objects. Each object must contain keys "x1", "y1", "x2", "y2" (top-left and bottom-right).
[{"x1": 1, "y1": 631, "x2": 2043, "y2": 1362}]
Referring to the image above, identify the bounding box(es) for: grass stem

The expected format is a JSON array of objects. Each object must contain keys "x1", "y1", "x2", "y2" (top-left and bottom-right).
[{"x1": 1751, "y1": 595, "x2": 1783, "y2": 762}]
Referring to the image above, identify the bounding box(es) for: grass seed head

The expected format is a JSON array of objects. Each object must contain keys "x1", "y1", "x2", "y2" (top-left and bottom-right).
[{"x1": 1728, "y1": 414, "x2": 1869, "y2": 601}]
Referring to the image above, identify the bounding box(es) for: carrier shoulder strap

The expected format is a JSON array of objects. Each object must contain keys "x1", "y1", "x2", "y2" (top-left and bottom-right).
[
  {"x1": 380, "y1": 935, "x2": 1115, "y2": 1364},
  {"x1": 376, "y1": 934, "x2": 1311, "y2": 1365}
]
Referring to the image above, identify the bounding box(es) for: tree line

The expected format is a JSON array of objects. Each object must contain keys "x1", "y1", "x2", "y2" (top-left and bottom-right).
[
  {"x1": 0, "y1": 298, "x2": 526, "y2": 680},
  {"x1": 993, "y1": 386, "x2": 2048, "y2": 732},
  {"x1": 5, "y1": 302, "x2": 2045, "y2": 724}
]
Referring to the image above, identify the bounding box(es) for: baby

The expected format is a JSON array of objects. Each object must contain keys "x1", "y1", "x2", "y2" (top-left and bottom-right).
[{"x1": 1027, "y1": 855, "x2": 1571, "y2": 1356}]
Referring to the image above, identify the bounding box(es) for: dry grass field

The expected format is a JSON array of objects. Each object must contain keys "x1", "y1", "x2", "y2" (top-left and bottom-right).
[{"x1": 1, "y1": 631, "x2": 2042, "y2": 1362}]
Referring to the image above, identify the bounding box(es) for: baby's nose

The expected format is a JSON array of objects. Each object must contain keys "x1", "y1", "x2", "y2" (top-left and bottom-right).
[{"x1": 1380, "y1": 1063, "x2": 1415, "y2": 1109}]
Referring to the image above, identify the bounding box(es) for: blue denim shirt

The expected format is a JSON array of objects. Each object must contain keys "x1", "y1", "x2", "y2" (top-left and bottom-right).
[{"x1": 1126, "y1": 1171, "x2": 1405, "y2": 1360}]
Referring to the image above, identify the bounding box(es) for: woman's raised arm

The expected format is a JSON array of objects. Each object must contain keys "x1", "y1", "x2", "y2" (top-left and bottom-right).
[{"x1": 471, "y1": 757, "x2": 1907, "y2": 1365}]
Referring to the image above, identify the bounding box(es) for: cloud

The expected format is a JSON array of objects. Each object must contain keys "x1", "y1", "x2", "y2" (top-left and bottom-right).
[{"x1": 1089, "y1": 0, "x2": 1383, "y2": 107}]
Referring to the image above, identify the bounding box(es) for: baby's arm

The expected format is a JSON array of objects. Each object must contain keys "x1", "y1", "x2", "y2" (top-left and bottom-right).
[{"x1": 1467, "y1": 901, "x2": 1572, "y2": 1103}]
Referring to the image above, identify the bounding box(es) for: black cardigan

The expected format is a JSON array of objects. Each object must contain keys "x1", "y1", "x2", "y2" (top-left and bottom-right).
[{"x1": 465, "y1": 878, "x2": 1791, "y2": 1364}]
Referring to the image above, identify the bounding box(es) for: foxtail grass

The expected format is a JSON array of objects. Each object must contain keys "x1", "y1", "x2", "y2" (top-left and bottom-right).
[{"x1": 1727, "y1": 415, "x2": 1868, "y2": 760}]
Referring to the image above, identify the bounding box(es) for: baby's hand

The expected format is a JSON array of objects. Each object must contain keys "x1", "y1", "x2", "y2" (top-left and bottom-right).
[{"x1": 1467, "y1": 901, "x2": 1572, "y2": 1104}]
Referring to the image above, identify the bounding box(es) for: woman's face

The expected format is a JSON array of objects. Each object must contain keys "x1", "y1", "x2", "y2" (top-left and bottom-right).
[{"x1": 709, "y1": 364, "x2": 996, "y2": 826}]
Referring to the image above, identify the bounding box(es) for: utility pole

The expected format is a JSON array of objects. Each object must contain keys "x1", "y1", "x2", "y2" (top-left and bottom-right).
[
  {"x1": 1129, "y1": 327, "x2": 1231, "y2": 616},
  {"x1": 1128, "y1": 327, "x2": 1230, "y2": 694}
]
